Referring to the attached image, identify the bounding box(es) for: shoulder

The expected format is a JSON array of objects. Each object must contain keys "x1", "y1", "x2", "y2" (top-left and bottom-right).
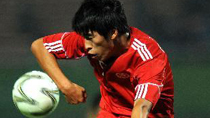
[
  {"x1": 129, "y1": 27, "x2": 165, "y2": 62},
  {"x1": 43, "y1": 32, "x2": 84, "y2": 42},
  {"x1": 43, "y1": 32, "x2": 86, "y2": 59}
]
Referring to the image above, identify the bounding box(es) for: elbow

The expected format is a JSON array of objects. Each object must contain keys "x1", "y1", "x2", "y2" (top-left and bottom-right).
[
  {"x1": 31, "y1": 38, "x2": 43, "y2": 54},
  {"x1": 31, "y1": 40, "x2": 36, "y2": 53}
]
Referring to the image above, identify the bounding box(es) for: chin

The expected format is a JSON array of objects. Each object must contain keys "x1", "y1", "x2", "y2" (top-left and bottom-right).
[
  {"x1": 99, "y1": 58, "x2": 105, "y2": 62},
  {"x1": 99, "y1": 57, "x2": 106, "y2": 62}
]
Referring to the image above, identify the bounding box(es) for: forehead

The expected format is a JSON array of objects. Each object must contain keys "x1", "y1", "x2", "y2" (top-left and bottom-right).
[{"x1": 87, "y1": 31, "x2": 99, "y2": 36}]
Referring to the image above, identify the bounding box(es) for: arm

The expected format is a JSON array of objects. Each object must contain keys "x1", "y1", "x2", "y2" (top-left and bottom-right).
[
  {"x1": 131, "y1": 98, "x2": 152, "y2": 118},
  {"x1": 31, "y1": 38, "x2": 87, "y2": 104}
]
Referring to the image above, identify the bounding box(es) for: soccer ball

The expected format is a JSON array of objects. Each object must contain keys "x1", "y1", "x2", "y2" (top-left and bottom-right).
[{"x1": 12, "y1": 71, "x2": 60, "y2": 118}]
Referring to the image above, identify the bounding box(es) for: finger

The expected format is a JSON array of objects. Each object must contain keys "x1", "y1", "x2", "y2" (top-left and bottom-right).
[
  {"x1": 82, "y1": 91, "x2": 87, "y2": 102},
  {"x1": 81, "y1": 87, "x2": 85, "y2": 92},
  {"x1": 83, "y1": 91, "x2": 87, "y2": 98},
  {"x1": 67, "y1": 100, "x2": 78, "y2": 105},
  {"x1": 64, "y1": 95, "x2": 77, "y2": 105}
]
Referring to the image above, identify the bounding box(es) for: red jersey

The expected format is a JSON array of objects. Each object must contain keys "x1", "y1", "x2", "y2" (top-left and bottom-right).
[{"x1": 43, "y1": 27, "x2": 174, "y2": 118}]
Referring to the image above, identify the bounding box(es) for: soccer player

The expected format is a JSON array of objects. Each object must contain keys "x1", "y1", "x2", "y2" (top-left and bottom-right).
[{"x1": 31, "y1": 0, "x2": 174, "y2": 117}]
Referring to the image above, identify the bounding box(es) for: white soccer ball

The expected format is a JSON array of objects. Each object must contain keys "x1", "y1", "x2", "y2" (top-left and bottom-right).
[{"x1": 12, "y1": 71, "x2": 60, "y2": 118}]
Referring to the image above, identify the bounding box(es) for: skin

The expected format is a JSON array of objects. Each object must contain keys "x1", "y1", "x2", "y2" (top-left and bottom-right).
[
  {"x1": 84, "y1": 30, "x2": 129, "y2": 62},
  {"x1": 31, "y1": 30, "x2": 152, "y2": 117},
  {"x1": 31, "y1": 38, "x2": 87, "y2": 104},
  {"x1": 132, "y1": 99, "x2": 152, "y2": 118}
]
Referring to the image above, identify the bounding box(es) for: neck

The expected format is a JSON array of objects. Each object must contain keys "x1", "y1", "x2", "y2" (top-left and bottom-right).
[
  {"x1": 114, "y1": 34, "x2": 130, "y2": 56},
  {"x1": 104, "y1": 33, "x2": 130, "y2": 65}
]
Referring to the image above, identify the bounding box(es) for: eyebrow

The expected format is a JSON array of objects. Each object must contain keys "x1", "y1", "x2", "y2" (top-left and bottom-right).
[{"x1": 84, "y1": 34, "x2": 93, "y2": 40}]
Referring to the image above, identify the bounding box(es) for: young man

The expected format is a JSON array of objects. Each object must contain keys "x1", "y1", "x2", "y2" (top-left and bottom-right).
[{"x1": 31, "y1": 0, "x2": 174, "y2": 117}]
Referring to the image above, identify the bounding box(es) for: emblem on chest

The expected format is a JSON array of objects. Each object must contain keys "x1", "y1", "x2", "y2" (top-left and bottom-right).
[{"x1": 115, "y1": 72, "x2": 130, "y2": 79}]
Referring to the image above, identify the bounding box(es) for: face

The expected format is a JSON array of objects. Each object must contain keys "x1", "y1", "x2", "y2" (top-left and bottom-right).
[{"x1": 84, "y1": 31, "x2": 115, "y2": 62}]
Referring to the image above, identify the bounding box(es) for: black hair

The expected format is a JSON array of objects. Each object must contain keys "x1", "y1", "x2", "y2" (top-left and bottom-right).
[{"x1": 72, "y1": 0, "x2": 130, "y2": 39}]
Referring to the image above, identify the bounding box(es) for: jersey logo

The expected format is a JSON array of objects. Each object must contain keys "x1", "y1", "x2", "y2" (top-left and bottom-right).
[
  {"x1": 115, "y1": 72, "x2": 130, "y2": 79},
  {"x1": 131, "y1": 38, "x2": 153, "y2": 61}
]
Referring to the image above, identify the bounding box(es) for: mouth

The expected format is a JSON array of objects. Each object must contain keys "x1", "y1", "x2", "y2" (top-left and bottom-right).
[{"x1": 88, "y1": 54, "x2": 98, "y2": 59}]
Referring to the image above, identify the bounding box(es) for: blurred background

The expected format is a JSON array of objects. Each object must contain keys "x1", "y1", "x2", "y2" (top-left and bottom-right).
[{"x1": 0, "y1": 0, "x2": 210, "y2": 117}]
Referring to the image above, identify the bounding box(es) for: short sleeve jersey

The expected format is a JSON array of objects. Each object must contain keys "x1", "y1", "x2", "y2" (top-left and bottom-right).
[{"x1": 43, "y1": 27, "x2": 174, "y2": 118}]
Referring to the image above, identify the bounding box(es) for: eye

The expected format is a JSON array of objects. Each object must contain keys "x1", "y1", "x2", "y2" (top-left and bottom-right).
[
  {"x1": 84, "y1": 35, "x2": 93, "y2": 40},
  {"x1": 85, "y1": 36, "x2": 92, "y2": 40}
]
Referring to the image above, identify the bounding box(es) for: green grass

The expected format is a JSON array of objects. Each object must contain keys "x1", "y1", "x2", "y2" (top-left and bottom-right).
[{"x1": 172, "y1": 62, "x2": 210, "y2": 117}]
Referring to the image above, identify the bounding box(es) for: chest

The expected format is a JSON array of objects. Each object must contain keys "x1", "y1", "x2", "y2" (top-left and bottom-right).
[{"x1": 90, "y1": 52, "x2": 139, "y2": 92}]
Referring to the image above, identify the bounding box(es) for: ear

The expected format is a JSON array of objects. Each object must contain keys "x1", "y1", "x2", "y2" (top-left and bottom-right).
[{"x1": 111, "y1": 29, "x2": 118, "y2": 40}]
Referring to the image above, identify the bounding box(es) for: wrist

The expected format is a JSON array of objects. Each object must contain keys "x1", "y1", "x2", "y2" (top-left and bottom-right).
[{"x1": 56, "y1": 78, "x2": 73, "y2": 92}]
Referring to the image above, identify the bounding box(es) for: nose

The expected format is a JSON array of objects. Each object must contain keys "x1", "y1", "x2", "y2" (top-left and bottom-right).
[{"x1": 85, "y1": 40, "x2": 93, "y2": 53}]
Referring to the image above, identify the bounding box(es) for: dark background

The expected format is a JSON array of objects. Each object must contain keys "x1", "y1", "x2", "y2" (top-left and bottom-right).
[{"x1": 0, "y1": 0, "x2": 210, "y2": 118}]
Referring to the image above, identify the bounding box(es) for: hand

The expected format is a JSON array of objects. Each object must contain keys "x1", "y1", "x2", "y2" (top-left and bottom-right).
[{"x1": 60, "y1": 82, "x2": 87, "y2": 104}]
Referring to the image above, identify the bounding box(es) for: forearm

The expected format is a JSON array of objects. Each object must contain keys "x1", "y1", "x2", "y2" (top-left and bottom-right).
[
  {"x1": 31, "y1": 38, "x2": 72, "y2": 89},
  {"x1": 131, "y1": 106, "x2": 149, "y2": 118},
  {"x1": 31, "y1": 37, "x2": 87, "y2": 104},
  {"x1": 131, "y1": 99, "x2": 152, "y2": 118}
]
